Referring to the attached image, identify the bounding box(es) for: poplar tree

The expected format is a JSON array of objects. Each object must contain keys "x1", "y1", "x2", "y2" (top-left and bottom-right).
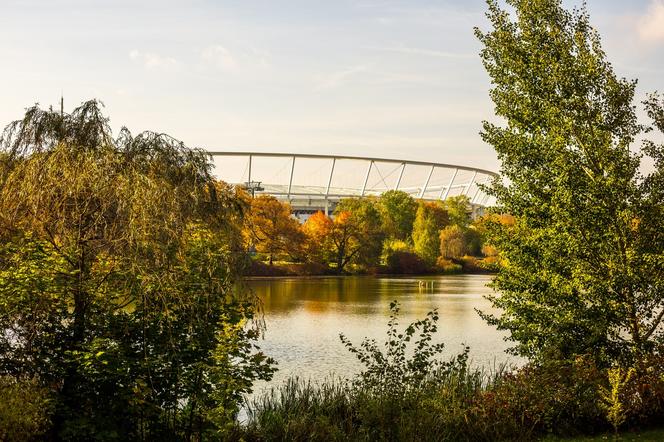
[
  {"x1": 412, "y1": 202, "x2": 448, "y2": 265},
  {"x1": 477, "y1": 0, "x2": 664, "y2": 365}
]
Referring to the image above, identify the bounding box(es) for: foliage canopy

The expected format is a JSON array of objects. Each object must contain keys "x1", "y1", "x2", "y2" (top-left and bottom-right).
[
  {"x1": 477, "y1": 0, "x2": 664, "y2": 364},
  {"x1": 0, "y1": 101, "x2": 274, "y2": 439}
]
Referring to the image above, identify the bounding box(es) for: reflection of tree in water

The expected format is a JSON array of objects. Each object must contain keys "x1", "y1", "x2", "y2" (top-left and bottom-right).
[
  {"x1": 250, "y1": 275, "x2": 513, "y2": 386},
  {"x1": 252, "y1": 275, "x2": 491, "y2": 320}
]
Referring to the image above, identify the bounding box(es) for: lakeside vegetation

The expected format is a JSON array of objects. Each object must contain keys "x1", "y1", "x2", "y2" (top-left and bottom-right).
[
  {"x1": 234, "y1": 305, "x2": 664, "y2": 441},
  {"x1": 238, "y1": 0, "x2": 664, "y2": 439},
  {"x1": 242, "y1": 191, "x2": 510, "y2": 277},
  {"x1": 1, "y1": 0, "x2": 664, "y2": 441},
  {"x1": 0, "y1": 103, "x2": 276, "y2": 439}
]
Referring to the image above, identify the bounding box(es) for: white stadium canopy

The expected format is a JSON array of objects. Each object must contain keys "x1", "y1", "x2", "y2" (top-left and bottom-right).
[{"x1": 209, "y1": 152, "x2": 498, "y2": 216}]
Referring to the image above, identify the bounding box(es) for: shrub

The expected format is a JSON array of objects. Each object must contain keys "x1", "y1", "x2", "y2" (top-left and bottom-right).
[
  {"x1": 435, "y1": 257, "x2": 463, "y2": 274},
  {"x1": 386, "y1": 251, "x2": 430, "y2": 274},
  {"x1": 0, "y1": 377, "x2": 53, "y2": 441},
  {"x1": 467, "y1": 356, "x2": 605, "y2": 439},
  {"x1": 380, "y1": 239, "x2": 411, "y2": 265},
  {"x1": 459, "y1": 255, "x2": 486, "y2": 273},
  {"x1": 340, "y1": 301, "x2": 469, "y2": 396},
  {"x1": 609, "y1": 351, "x2": 664, "y2": 428},
  {"x1": 241, "y1": 304, "x2": 664, "y2": 441}
]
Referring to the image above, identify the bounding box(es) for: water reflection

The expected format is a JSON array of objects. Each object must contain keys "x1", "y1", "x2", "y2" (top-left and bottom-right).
[{"x1": 248, "y1": 274, "x2": 517, "y2": 399}]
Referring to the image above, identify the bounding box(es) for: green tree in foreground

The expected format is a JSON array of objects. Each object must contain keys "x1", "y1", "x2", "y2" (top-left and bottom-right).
[
  {"x1": 0, "y1": 101, "x2": 274, "y2": 439},
  {"x1": 477, "y1": 0, "x2": 664, "y2": 364}
]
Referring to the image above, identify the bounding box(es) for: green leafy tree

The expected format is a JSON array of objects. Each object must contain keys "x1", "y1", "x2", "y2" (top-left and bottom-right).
[
  {"x1": 476, "y1": 0, "x2": 664, "y2": 364},
  {"x1": 444, "y1": 195, "x2": 472, "y2": 230},
  {"x1": 330, "y1": 198, "x2": 384, "y2": 272},
  {"x1": 0, "y1": 101, "x2": 275, "y2": 439},
  {"x1": 377, "y1": 190, "x2": 418, "y2": 241},
  {"x1": 412, "y1": 202, "x2": 448, "y2": 265}
]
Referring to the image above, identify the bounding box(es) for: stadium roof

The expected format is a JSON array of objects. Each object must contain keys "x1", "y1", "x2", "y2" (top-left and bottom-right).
[{"x1": 209, "y1": 152, "x2": 498, "y2": 209}]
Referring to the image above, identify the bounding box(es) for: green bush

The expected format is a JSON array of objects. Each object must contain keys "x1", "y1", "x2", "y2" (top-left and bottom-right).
[
  {"x1": 458, "y1": 255, "x2": 486, "y2": 273},
  {"x1": 0, "y1": 377, "x2": 53, "y2": 441},
  {"x1": 242, "y1": 302, "x2": 479, "y2": 441},
  {"x1": 467, "y1": 356, "x2": 605, "y2": 439}
]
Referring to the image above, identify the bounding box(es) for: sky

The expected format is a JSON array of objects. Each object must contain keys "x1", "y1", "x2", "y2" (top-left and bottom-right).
[{"x1": 1, "y1": 0, "x2": 663, "y2": 173}]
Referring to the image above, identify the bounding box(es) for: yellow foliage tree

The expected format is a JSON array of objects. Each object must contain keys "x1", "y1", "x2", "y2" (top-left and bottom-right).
[{"x1": 243, "y1": 195, "x2": 304, "y2": 265}]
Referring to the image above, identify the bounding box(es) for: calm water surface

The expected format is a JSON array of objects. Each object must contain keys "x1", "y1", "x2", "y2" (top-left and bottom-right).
[{"x1": 248, "y1": 274, "x2": 516, "y2": 397}]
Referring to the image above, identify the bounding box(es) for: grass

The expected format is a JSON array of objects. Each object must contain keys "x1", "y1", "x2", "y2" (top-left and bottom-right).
[{"x1": 544, "y1": 428, "x2": 664, "y2": 441}]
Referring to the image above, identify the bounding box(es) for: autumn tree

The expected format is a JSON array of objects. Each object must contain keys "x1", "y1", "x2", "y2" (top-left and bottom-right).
[
  {"x1": 333, "y1": 198, "x2": 384, "y2": 270},
  {"x1": 0, "y1": 101, "x2": 274, "y2": 439},
  {"x1": 244, "y1": 195, "x2": 304, "y2": 264},
  {"x1": 302, "y1": 210, "x2": 333, "y2": 265},
  {"x1": 302, "y1": 199, "x2": 383, "y2": 273},
  {"x1": 477, "y1": 0, "x2": 664, "y2": 365},
  {"x1": 411, "y1": 201, "x2": 448, "y2": 265},
  {"x1": 439, "y1": 225, "x2": 467, "y2": 260},
  {"x1": 377, "y1": 190, "x2": 418, "y2": 241}
]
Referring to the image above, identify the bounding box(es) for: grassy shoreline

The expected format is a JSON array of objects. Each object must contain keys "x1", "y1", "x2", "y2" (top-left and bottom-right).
[{"x1": 244, "y1": 257, "x2": 496, "y2": 278}]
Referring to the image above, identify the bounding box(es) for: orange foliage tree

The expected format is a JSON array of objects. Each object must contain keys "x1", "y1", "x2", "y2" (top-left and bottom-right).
[
  {"x1": 302, "y1": 201, "x2": 383, "y2": 273},
  {"x1": 243, "y1": 195, "x2": 304, "y2": 264}
]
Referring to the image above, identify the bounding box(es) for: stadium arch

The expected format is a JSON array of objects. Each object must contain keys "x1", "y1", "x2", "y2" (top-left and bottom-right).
[{"x1": 209, "y1": 152, "x2": 498, "y2": 219}]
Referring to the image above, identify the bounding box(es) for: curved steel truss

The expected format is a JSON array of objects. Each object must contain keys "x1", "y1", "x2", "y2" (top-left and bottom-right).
[{"x1": 208, "y1": 151, "x2": 497, "y2": 213}]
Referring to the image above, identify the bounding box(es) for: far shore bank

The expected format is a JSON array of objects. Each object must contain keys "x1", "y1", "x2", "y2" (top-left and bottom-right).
[{"x1": 243, "y1": 258, "x2": 496, "y2": 279}]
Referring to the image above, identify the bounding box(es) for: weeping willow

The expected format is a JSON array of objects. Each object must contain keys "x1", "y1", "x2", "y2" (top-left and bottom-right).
[{"x1": 0, "y1": 101, "x2": 274, "y2": 440}]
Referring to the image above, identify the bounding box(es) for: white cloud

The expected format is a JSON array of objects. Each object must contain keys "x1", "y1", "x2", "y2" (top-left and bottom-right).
[
  {"x1": 638, "y1": 0, "x2": 664, "y2": 42},
  {"x1": 200, "y1": 45, "x2": 239, "y2": 71},
  {"x1": 129, "y1": 49, "x2": 177, "y2": 69}
]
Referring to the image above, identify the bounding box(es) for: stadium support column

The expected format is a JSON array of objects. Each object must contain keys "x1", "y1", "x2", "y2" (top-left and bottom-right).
[
  {"x1": 248, "y1": 154, "x2": 252, "y2": 183},
  {"x1": 394, "y1": 162, "x2": 406, "y2": 190},
  {"x1": 325, "y1": 158, "x2": 336, "y2": 216},
  {"x1": 418, "y1": 165, "x2": 435, "y2": 199},
  {"x1": 440, "y1": 168, "x2": 458, "y2": 201},
  {"x1": 361, "y1": 160, "x2": 373, "y2": 197},
  {"x1": 471, "y1": 176, "x2": 488, "y2": 204},
  {"x1": 287, "y1": 155, "x2": 295, "y2": 202},
  {"x1": 464, "y1": 170, "x2": 477, "y2": 196}
]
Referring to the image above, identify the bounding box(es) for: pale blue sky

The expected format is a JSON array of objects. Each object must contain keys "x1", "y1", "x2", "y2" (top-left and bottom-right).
[{"x1": 1, "y1": 0, "x2": 662, "y2": 171}]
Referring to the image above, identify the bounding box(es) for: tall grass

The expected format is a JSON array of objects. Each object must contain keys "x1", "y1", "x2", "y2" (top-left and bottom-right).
[
  {"x1": 234, "y1": 303, "x2": 664, "y2": 441},
  {"x1": 240, "y1": 368, "x2": 506, "y2": 442}
]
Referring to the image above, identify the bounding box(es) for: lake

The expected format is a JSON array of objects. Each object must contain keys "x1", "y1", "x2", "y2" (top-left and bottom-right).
[{"x1": 247, "y1": 274, "x2": 517, "y2": 398}]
